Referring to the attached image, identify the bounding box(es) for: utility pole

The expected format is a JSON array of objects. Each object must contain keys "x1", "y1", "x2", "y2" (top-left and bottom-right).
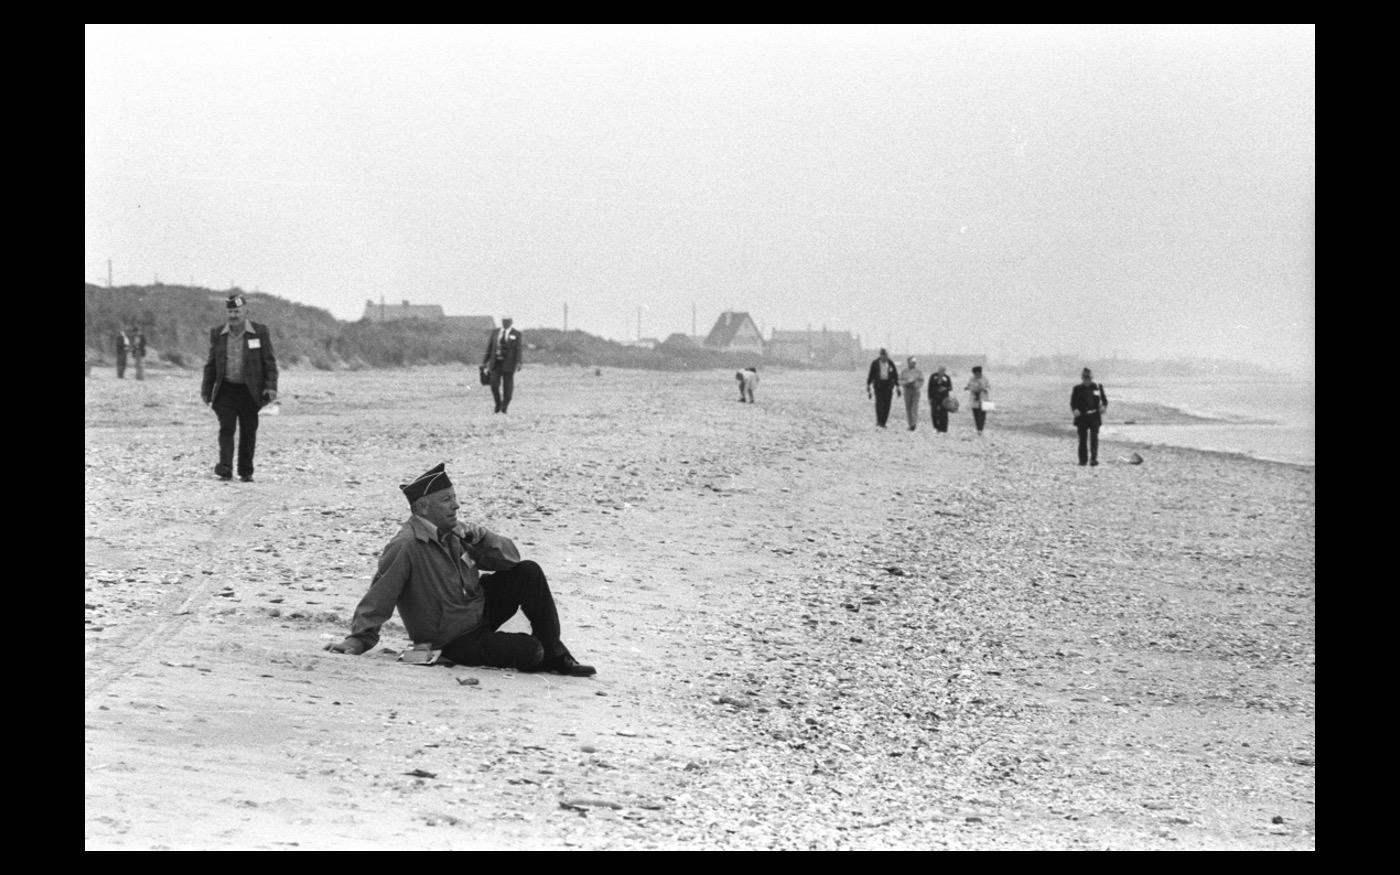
[
  {"x1": 107, "y1": 259, "x2": 112, "y2": 289},
  {"x1": 564, "y1": 302, "x2": 569, "y2": 332}
]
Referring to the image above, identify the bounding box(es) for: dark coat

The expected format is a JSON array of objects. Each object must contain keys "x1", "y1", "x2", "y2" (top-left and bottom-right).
[
  {"x1": 1071, "y1": 382, "x2": 1108, "y2": 427},
  {"x1": 926, "y1": 372, "x2": 953, "y2": 402},
  {"x1": 481, "y1": 327, "x2": 524, "y2": 374},
  {"x1": 202, "y1": 320, "x2": 279, "y2": 406},
  {"x1": 867, "y1": 357, "x2": 900, "y2": 388}
]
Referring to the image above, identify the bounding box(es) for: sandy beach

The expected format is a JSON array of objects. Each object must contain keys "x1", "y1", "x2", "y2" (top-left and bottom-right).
[{"x1": 85, "y1": 364, "x2": 1315, "y2": 850}]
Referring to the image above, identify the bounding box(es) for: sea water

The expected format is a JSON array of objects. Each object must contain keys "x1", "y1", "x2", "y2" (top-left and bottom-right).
[{"x1": 1101, "y1": 376, "x2": 1315, "y2": 467}]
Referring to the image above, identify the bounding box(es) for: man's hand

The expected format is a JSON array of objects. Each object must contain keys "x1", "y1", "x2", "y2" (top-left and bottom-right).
[
  {"x1": 263, "y1": 389, "x2": 278, "y2": 403},
  {"x1": 324, "y1": 637, "x2": 365, "y2": 655},
  {"x1": 896, "y1": 388, "x2": 902, "y2": 397}
]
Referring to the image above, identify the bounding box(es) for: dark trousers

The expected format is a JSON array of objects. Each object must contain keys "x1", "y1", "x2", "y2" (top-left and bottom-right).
[
  {"x1": 213, "y1": 383, "x2": 260, "y2": 476},
  {"x1": 489, "y1": 368, "x2": 515, "y2": 412},
  {"x1": 441, "y1": 560, "x2": 563, "y2": 669},
  {"x1": 1076, "y1": 415, "x2": 1101, "y2": 464},
  {"x1": 973, "y1": 409, "x2": 987, "y2": 432},
  {"x1": 873, "y1": 384, "x2": 894, "y2": 427},
  {"x1": 116, "y1": 352, "x2": 127, "y2": 378},
  {"x1": 930, "y1": 399, "x2": 949, "y2": 432}
]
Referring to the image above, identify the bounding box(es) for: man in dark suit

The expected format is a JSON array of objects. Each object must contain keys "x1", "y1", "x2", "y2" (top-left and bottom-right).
[
  {"x1": 130, "y1": 326, "x2": 147, "y2": 381},
  {"x1": 865, "y1": 348, "x2": 901, "y2": 428},
  {"x1": 1070, "y1": 367, "x2": 1109, "y2": 467},
  {"x1": 481, "y1": 317, "x2": 523, "y2": 413},
  {"x1": 201, "y1": 293, "x2": 279, "y2": 482}
]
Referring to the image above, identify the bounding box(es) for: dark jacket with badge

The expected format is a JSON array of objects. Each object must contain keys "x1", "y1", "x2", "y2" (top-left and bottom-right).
[
  {"x1": 202, "y1": 320, "x2": 279, "y2": 406},
  {"x1": 866, "y1": 357, "x2": 900, "y2": 389},
  {"x1": 1070, "y1": 381, "x2": 1109, "y2": 427},
  {"x1": 481, "y1": 327, "x2": 524, "y2": 374}
]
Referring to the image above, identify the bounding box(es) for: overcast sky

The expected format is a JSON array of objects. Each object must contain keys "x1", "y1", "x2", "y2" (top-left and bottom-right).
[{"x1": 85, "y1": 24, "x2": 1314, "y2": 374}]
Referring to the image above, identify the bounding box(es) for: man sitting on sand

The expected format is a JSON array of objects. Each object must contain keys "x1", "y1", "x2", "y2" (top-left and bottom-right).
[{"x1": 325, "y1": 463, "x2": 596, "y2": 676}]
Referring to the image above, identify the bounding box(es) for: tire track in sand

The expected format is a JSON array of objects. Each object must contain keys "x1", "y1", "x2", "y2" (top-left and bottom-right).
[{"x1": 84, "y1": 489, "x2": 274, "y2": 700}]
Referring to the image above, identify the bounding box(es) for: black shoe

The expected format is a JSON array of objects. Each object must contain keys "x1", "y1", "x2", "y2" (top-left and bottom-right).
[
  {"x1": 214, "y1": 463, "x2": 232, "y2": 481},
  {"x1": 239, "y1": 474, "x2": 254, "y2": 482},
  {"x1": 537, "y1": 649, "x2": 596, "y2": 677},
  {"x1": 1079, "y1": 461, "x2": 1087, "y2": 466},
  {"x1": 1090, "y1": 460, "x2": 1099, "y2": 467}
]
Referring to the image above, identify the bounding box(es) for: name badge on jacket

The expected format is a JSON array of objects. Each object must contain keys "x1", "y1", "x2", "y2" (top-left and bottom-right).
[{"x1": 248, "y1": 338, "x2": 262, "y2": 349}]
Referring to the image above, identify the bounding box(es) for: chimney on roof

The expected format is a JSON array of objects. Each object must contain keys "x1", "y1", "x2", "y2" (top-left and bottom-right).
[{"x1": 402, "y1": 300, "x2": 410, "y2": 307}]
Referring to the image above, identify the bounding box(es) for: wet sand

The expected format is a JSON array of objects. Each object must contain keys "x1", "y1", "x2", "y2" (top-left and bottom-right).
[{"x1": 85, "y1": 365, "x2": 1315, "y2": 849}]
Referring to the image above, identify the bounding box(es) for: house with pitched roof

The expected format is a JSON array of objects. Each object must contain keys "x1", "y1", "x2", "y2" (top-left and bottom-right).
[{"x1": 703, "y1": 311, "x2": 765, "y2": 356}]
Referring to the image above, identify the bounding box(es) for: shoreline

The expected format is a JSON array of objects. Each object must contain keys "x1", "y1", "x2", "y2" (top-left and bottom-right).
[
  {"x1": 1002, "y1": 419, "x2": 1315, "y2": 471},
  {"x1": 88, "y1": 363, "x2": 1314, "y2": 470}
]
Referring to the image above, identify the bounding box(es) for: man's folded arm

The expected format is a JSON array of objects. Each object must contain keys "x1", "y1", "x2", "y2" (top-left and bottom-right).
[{"x1": 466, "y1": 526, "x2": 521, "y2": 571}]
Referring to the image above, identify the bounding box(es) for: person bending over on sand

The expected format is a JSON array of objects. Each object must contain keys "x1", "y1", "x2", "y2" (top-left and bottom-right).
[
  {"x1": 927, "y1": 365, "x2": 953, "y2": 433},
  {"x1": 736, "y1": 366, "x2": 759, "y2": 403},
  {"x1": 325, "y1": 463, "x2": 596, "y2": 677},
  {"x1": 866, "y1": 349, "x2": 901, "y2": 428},
  {"x1": 965, "y1": 366, "x2": 991, "y2": 435},
  {"x1": 900, "y1": 357, "x2": 925, "y2": 431},
  {"x1": 1071, "y1": 367, "x2": 1109, "y2": 466}
]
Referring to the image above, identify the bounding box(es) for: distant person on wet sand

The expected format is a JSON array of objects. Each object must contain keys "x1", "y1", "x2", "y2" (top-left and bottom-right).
[
  {"x1": 900, "y1": 357, "x2": 924, "y2": 431},
  {"x1": 201, "y1": 294, "x2": 279, "y2": 482},
  {"x1": 481, "y1": 317, "x2": 523, "y2": 414},
  {"x1": 736, "y1": 366, "x2": 759, "y2": 403},
  {"x1": 965, "y1": 365, "x2": 991, "y2": 434},
  {"x1": 1071, "y1": 367, "x2": 1110, "y2": 466},
  {"x1": 866, "y1": 349, "x2": 901, "y2": 428},
  {"x1": 325, "y1": 463, "x2": 597, "y2": 677},
  {"x1": 927, "y1": 365, "x2": 953, "y2": 433}
]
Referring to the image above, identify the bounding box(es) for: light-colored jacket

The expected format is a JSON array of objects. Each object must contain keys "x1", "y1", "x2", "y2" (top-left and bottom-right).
[
  {"x1": 965, "y1": 376, "x2": 991, "y2": 409},
  {"x1": 901, "y1": 367, "x2": 925, "y2": 394}
]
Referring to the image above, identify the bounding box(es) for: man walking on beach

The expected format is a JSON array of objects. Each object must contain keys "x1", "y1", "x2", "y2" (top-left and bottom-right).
[
  {"x1": 325, "y1": 463, "x2": 597, "y2": 677},
  {"x1": 866, "y1": 349, "x2": 901, "y2": 428},
  {"x1": 900, "y1": 357, "x2": 924, "y2": 431},
  {"x1": 965, "y1": 365, "x2": 991, "y2": 435},
  {"x1": 481, "y1": 317, "x2": 523, "y2": 414},
  {"x1": 1071, "y1": 367, "x2": 1109, "y2": 466},
  {"x1": 927, "y1": 365, "x2": 953, "y2": 433},
  {"x1": 114, "y1": 329, "x2": 129, "y2": 378},
  {"x1": 130, "y1": 326, "x2": 147, "y2": 381},
  {"x1": 201, "y1": 293, "x2": 279, "y2": 482}
]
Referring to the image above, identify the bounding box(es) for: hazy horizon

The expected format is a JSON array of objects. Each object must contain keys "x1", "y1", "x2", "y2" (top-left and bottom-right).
[{"x1": 85, "y1": 25, "x2": 1314, "y2": 377}]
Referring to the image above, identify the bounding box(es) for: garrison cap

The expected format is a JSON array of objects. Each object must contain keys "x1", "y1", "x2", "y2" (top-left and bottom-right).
[
  {"x1": 400, "y1": 462, "x2": 453, "y2": 504},
  {"x1": 226, "y1": 293, "x2": 247, "y2": 309}
]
